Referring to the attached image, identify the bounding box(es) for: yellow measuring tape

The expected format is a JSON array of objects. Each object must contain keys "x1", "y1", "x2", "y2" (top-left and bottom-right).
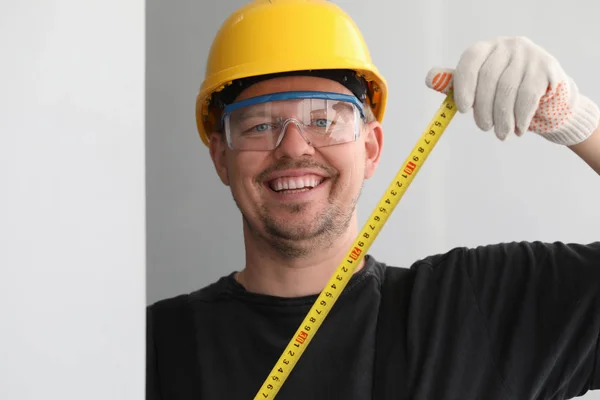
[{"x1": 254, "y1": 92, "x2": 458, "y2": 399}]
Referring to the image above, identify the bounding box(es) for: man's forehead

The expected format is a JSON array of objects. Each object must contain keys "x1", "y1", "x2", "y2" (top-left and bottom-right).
[
  {"x1": 232, "y1": 97, "x2": 354, "y2": 119},
  {"x1": 234, "y1": 75, "x2": 354, "y2": 102}
]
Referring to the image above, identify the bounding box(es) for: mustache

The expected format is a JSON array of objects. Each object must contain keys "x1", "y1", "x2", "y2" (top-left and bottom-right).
[{"x1": 256, "y1": 159, "x2": 338, "y2": 182}]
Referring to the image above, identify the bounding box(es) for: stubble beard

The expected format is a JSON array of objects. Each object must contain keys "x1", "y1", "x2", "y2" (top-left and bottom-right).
[
  {"x1": 231, "y1": 157, "x2": 363, "y2": 259},
  {"x1": 237, "y1": 185, "x2": 362, "y2": 259}
]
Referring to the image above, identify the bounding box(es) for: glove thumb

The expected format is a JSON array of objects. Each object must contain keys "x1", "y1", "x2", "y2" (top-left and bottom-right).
[{"x1": 425, "y1": 68, "x2": 455, "y2": 95}]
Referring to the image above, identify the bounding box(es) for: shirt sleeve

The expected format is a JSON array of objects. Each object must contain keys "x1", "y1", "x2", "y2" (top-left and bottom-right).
[
  {"x1": 406, "y1": 241, "x2": 600, "y2": 399},
  {"x1": 460, "y1": 241, "x2": 600, "y2": 398}
]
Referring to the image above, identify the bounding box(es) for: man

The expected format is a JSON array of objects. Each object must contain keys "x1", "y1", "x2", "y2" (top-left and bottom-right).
[{"x1": 147, "y1": 1, "x2": 600, "y2": 399}]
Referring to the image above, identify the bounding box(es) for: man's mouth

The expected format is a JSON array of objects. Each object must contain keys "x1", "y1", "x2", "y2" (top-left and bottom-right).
[{"x1": 267, "y1": 175, "x2": 326, "y2": 194}]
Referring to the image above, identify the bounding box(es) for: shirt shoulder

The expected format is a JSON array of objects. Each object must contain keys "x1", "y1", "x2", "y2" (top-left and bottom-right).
[
  {"x1": 409, "y1": 240, "x2": 600, "y2": 274},
  {"x1": 147, "y1": 274, "x2": 234, "y2": 317},
  {"x1": 402, "y1": 240, "x2": 600, "y2": 399}
]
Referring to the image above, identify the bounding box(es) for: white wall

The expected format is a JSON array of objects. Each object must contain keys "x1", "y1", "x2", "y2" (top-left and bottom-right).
[{"x1": 0, "y1": 1, "x2": 145, "y2": 399}]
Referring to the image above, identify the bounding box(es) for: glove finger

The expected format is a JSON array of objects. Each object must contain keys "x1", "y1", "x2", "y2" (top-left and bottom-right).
[
  {"x1": 514, "y1": 69, "x2": 548, "y2": 134},
  {"x1": 425, "y1": 68, "x2": 455, "y2": 94},
  {"x1": 493, "y1": 57, "x2": 526, "y2": 140},
  {"x1": 473, "y1": 47, "x2": 512, "y2": 132},
  {"x1": 454, "y1": 40, "x2": 496, "y2": 113}
]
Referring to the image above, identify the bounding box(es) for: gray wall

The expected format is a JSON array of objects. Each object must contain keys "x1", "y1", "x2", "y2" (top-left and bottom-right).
[
  {"x1": 147, "y1": 0, "x2": 600, "y2": 307},
  {"x1": 147, "y1": 0, "x2": 249, "y2": 304}
]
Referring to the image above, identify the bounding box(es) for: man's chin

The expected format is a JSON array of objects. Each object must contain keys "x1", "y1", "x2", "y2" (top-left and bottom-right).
[
  {"x1": 240, "y1": 201, "x2": 355, "y2": 250},
  {"x1": 264, "y1": 222, "x2": 326, "y2": 242},
  {"x1": 270, "y1": 201, "x2": 319, "y2": 215}
]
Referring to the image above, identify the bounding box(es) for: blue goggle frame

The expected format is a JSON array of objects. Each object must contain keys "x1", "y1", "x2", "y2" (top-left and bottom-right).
[{"x1": 222, "y1": 90, "x2": 366, "y2": 124}]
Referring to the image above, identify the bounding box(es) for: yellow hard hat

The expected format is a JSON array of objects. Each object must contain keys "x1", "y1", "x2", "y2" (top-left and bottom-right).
[{"x1": 195, "y1": 0, "x2": 388, "y2": 147}]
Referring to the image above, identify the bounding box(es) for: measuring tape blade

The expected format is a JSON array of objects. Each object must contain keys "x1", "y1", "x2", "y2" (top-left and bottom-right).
[{"x1": 254, "y1": 93, "x2": 458, "y2": 399}]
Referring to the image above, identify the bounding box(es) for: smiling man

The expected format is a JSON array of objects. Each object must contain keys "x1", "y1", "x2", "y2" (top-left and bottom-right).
[
  {"x1": 209, "y1": 73, "x2": 383, "y2": 296},
  {"x1": 146, "y1": 1, "x2": 600, "y2": 399}
]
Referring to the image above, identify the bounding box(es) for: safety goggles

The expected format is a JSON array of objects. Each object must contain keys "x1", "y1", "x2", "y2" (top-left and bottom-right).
[{"x1": 221, "y1": 91, "x2": 366, "y2": 151}]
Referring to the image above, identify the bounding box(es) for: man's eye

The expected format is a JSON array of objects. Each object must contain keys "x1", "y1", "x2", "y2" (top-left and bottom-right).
[
  {"x1": 253, "y1": 123, "x2": 271, "y2": 132},
  {"x1": 313, "y1": 119, "x2": 331, "y2": 128}
]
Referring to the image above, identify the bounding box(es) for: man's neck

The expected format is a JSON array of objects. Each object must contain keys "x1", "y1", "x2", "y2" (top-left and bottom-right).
[{"x1": 236, "y1": 223, "x2": 365, "y2": 298}]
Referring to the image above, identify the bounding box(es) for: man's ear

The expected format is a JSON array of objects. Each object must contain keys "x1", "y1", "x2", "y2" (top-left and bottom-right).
[
  {"x1": 363, "y1": 121, "x2": 384, "y2": 179},
  {"x1": 208, "y1": 132, "x2": 230, "y2": 186}
]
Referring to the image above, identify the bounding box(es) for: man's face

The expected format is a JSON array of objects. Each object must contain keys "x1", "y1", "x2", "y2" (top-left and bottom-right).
[{"x1": 209, "y1": 76, "x2": 383, "y2": 257}]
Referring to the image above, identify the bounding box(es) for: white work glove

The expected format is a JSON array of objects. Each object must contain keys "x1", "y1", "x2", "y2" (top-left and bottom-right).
[{"x1": 425, "y1": 36, "x2": 600, "y2": 146}]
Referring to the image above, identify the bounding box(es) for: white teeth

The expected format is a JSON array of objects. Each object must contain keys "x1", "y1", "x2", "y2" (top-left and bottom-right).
[{"x1": 269, "y1": 176, "x2": 324, "y2": 192}]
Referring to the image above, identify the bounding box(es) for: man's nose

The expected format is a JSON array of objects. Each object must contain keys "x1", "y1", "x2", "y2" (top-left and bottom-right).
[{"x1": 273, "y1": 120, "x2": 315, "y2": 158}]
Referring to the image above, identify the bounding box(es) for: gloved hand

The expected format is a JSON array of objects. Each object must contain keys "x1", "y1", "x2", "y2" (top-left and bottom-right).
[{"x1": 425, "y1": 36, "x2": 600, "y2": 146}]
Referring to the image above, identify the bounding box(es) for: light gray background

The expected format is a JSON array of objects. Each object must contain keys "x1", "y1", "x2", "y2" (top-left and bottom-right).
[
  {"x1": 2, "y1": 1, "x2": 145, "y2": 399},
  {"x1": 146, "y1": 0, "x2": 599, "y2": 397},
  {"x1": 147, "y1": 0, "x2": 600, "y2": 300}
]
